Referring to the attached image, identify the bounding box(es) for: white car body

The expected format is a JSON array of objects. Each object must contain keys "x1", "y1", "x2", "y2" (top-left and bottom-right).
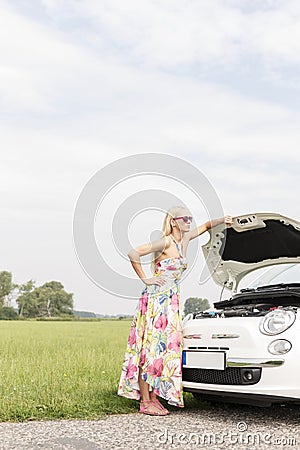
[{"x1": 182, "y1": 212, "x2": 300, "y2": 406}]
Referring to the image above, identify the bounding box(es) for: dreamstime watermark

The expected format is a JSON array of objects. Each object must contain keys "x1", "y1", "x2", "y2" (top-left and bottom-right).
[
  {"x1": 157, "y1": 422, "x2": 297, "y2": 446},
  {"x1": 72, "y1": 153, "x2": 226, "y2": 299}
]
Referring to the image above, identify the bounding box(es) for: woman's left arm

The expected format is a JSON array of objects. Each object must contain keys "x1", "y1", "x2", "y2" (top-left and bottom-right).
[{"x1": 188, "y1": 215, "x2": 233, "y2": 241}]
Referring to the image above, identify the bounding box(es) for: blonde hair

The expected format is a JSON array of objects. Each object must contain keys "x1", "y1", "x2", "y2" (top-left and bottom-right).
[{"x1": 150, "y1": 205, "x2": 188, "y2": 274}]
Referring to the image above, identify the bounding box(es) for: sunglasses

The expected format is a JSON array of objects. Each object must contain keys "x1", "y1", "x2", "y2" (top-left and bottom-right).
[{"x1": 173, "y1": 216, "x2": 193, "y2": 223}]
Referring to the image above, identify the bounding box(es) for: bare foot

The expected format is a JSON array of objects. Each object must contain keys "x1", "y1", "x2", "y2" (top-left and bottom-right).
[{"x1": 149, "y1": 394, "x2": 169, "y2": 414}]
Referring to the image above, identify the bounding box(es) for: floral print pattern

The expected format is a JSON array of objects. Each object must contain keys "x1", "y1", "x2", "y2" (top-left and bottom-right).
[{"x1": 117, "y1": 255, "x2": 188, "y2": 407}]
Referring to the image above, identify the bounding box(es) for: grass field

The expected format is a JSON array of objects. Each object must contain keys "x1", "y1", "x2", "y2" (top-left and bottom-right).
[{"x1": 0, "y1": 320, "x2": 200, "y2": 422}]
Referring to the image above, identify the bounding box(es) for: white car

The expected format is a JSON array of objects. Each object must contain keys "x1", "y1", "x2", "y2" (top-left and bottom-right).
[{"x1": 182, "y1": 212, "x2": 300, "y2": 406}]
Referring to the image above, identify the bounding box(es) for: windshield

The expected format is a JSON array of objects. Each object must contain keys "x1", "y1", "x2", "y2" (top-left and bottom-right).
[{"x1": 238, "y1": 263, "x2": 300, "y2": 290}]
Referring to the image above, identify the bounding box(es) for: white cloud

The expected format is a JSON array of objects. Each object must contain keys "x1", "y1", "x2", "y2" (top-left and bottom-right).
[
  {"x1": 38, "y1": 0, "x2": 300, "y2": 76},
  {"x1": 0, "y1": 2, "x2": 140, "y2": 113}
]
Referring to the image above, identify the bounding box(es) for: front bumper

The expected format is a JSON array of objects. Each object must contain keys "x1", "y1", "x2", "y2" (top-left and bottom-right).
[
  {"x1": 226, "y1": 357, "x2": 284, "y2": 367},
  {"x1": 182, "y1": 387, "x2": 300, "y2": 406},
  {"x1": 182, "y1": 316, "x2": 300, "y2": 401}
]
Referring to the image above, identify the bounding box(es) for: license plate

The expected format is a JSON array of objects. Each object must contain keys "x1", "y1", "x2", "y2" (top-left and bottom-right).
[{"x1": 183, "y1": 351, "x2": 226, "y2": 370}]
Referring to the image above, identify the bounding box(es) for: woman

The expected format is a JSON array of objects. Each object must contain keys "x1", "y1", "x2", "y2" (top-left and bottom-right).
[{"x1": 117, "y1": 205, "x2": 233, "y2": 415}]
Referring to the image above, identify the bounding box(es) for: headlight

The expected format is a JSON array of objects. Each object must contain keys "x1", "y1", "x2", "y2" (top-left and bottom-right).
[
  {"x1": 268, "y1": 339, "x2": 292, "y2": 355},
  {"x1": 259, "y1": 309, "x2": 296, "y2": 336}
]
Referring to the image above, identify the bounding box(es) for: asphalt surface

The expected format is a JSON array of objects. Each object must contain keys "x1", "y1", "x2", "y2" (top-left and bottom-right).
[{"x1": 0, "y1": 402, "x2": 299, "y2": 449}]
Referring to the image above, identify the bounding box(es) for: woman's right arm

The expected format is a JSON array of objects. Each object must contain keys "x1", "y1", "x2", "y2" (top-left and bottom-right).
[{"x1": 127, "y1": 236, "x2": 170, "y2": 287}]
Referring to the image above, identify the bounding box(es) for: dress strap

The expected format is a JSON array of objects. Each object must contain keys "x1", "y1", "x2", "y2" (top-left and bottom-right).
[{"x1": 170, "y1": 235, "x2": 183, "y2": 258}]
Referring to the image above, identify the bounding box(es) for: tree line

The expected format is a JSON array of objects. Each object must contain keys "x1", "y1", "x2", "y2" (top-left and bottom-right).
[
  {"x1": 0, "y1": 271, "x2": 73, "y2": 320},
  {"x1": 0, "y1": 270, "x2": 211, "y2": 320}
]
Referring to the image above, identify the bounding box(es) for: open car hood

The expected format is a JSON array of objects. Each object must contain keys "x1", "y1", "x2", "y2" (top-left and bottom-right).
[{"x1": 201, "y1": 212, "x2": 300, "y2": 292}]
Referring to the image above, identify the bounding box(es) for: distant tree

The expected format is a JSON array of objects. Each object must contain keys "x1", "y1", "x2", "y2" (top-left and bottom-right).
[
  {"x1": 16, "y1": 280, "x2": 74, "y2": 318},
  {"x1": 16, "y1": 280, "x2": 35, "y2": 316},
  {"x1": 184, "y1": 297, "x2": 210, "y2": 316},
  {"x1": 0, "y1": 271, "x2": 18, "y2": 307},
  {"x1": 40, "y1": 282, "x2": 74, "y2": 317},
  {"x1": 42, "y1": 281, "x2": 64, "y2": 291}
]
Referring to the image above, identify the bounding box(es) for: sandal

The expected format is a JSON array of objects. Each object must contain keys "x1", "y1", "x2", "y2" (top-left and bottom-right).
[
  {"x1": 151, "y1": 397, "x2": 169, "y2": 414},
  {"x1": 139, "y1": 399, "x2": 168, "y2": 416}
]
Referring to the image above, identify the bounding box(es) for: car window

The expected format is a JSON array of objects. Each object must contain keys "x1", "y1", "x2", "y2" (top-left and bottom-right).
[{"x1": 239, "y1": 263, "x2": 300, "y2": 290}]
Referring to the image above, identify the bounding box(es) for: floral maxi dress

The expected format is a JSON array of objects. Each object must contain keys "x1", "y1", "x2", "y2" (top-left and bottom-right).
[{"x1": 117, "y1": 236, "x2": 188, "y2": 407}]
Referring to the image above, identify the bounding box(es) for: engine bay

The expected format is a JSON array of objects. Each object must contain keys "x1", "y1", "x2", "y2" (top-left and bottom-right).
[{"x1": 194, "y1": 283, "x2": 300, "y2": 318}]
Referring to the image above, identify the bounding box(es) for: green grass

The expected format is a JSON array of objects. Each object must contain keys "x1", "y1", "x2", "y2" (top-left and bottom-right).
[{"x1": 0, "y1": 320, "x2": 201, "y2": 422}]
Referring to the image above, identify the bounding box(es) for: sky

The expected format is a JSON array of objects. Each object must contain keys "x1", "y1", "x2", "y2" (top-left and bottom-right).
[{"x1": 1, "y1": 0, "x2": 300, "y2": 315}]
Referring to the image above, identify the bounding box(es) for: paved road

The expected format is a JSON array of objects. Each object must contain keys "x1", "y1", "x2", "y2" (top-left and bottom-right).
[{"x1": 0, "y1": 402, "x2": 299, "y2": 449}]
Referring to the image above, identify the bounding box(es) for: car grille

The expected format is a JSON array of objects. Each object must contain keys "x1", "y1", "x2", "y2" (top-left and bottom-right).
[{"x1": 182, "y1": 367, "x2": 262, "y2": 385}]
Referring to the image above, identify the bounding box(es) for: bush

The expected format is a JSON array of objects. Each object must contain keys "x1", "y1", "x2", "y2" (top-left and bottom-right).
[{"x1": 0, "y1": 307, "x2": 19, "y2": 320}]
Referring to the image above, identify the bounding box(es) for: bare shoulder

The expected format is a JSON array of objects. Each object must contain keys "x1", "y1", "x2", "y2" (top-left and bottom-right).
[{"x1": 165, "y1": 234, "x2": 172, "y2": 248}]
